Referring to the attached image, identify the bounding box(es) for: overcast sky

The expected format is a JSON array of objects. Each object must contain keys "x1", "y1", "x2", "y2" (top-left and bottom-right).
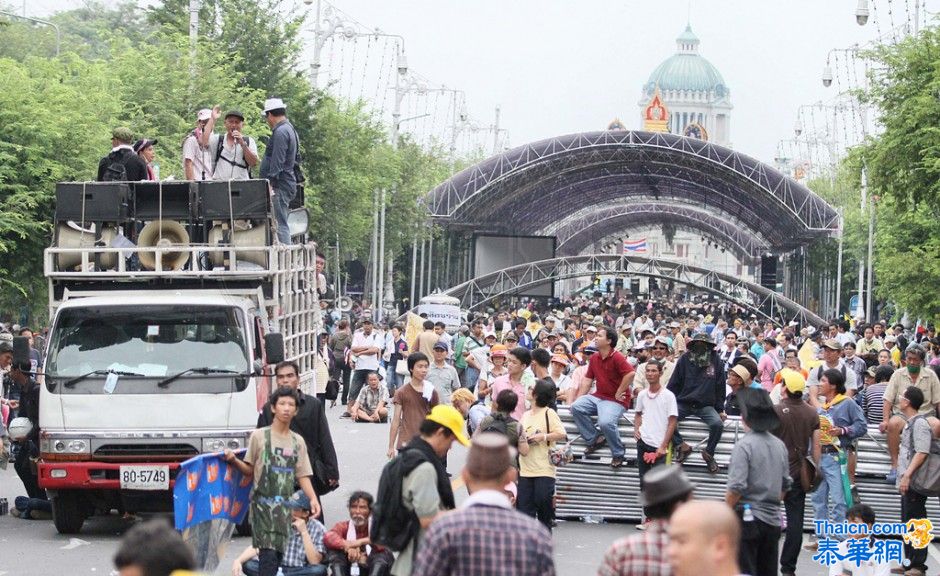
[{"x1": 23, "y1": 0, "x2": 938, "y2": 164}]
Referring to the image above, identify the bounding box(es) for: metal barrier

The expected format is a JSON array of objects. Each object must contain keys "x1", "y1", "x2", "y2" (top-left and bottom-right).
[{"x1": 555, "y1": 406, "x2": 940, "y2": 534}]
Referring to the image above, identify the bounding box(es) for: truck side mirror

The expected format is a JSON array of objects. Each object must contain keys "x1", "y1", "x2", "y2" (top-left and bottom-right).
[
  {"x1": 12, "y1": 336, "x2": 31, "y2": 371},
  {"x1": 264, "y1": 333, "x2": 285, "y2": 365}
]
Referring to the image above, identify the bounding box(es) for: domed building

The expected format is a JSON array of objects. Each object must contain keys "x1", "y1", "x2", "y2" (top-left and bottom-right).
[{"x1": 638, "y1": 24, "x2": 732, "y2": 146}]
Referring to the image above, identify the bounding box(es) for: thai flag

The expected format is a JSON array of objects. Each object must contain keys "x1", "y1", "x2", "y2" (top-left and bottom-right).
[{"x1": 623, "y1": 238, "x2": 647, "y2": 253}]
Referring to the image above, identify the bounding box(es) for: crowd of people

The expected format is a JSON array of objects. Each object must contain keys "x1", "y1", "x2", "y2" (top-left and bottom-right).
[{"x1": 7, "y1": 289, "x2": 940, "y2": 576}]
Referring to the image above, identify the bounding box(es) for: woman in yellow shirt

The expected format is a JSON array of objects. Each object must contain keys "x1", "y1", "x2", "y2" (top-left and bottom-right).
[{"x1": 517, "y1": 378, "x2": 567, "y2": 530}]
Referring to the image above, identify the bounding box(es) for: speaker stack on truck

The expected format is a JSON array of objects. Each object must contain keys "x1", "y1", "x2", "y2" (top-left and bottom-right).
[{"x1": 53, "y1": 180, "x2": 278, "y2": 272}]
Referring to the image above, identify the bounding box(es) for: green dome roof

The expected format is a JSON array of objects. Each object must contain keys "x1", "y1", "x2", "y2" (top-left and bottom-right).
[{"x1": 644, "y1": 25, "x2": 728, "y2": 96}]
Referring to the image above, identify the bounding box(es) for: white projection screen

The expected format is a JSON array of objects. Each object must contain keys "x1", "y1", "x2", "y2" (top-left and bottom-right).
[{"x1": 473, "y1": 235, "x2": 556, "y2": 297}]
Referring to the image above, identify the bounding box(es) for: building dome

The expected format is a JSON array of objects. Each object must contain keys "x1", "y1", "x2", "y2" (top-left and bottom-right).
[{"x1": 643, "y1": 25, "x2": 728, "y2": 97}]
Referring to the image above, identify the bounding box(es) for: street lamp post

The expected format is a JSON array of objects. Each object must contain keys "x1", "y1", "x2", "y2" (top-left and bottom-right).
[{"x1": 0, "y1": 10, "x2": 60, "y2": 57}]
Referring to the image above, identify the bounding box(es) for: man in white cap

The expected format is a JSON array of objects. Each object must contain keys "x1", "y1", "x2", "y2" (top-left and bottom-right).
[
  {"x1": 260, "y1": 97, "x2": 302, "y2": 243},
  {"x1": 182, "y1": 108, "x2": 214, "y2": 180}
]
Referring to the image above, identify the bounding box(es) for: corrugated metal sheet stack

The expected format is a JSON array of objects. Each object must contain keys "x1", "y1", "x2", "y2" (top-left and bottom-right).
[{"x1": 554, "y1": 406, "x2": 940, "y2": 534}]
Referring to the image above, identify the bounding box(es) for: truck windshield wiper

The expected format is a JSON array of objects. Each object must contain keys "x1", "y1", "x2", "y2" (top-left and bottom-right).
[
  {"x1": 157, "y1": 367, "x2": 242, "y2": 389},
  {"x1": 61, "y1": 369, "x2": 145, "y2": 388}
]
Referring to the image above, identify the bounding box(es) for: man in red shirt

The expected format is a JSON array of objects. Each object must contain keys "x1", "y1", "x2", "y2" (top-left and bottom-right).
[
  {"x1": 571, "y1": 326, "x2": 635, "y2": 467},
  {"x1": 324, "y1": 491, "x2": 393, "y2": 576}
]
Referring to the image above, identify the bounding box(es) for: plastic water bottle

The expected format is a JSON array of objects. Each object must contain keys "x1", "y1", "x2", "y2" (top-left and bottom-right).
[
  {"x1": 351, "y1": 564, "x2": 360, "y2": 576},
  {"x1": 742, "y1": 504, "x2": 754, "y2": 523},
  {"x1": 582, "y1": 515, "x2": 605, "y2": 524}
]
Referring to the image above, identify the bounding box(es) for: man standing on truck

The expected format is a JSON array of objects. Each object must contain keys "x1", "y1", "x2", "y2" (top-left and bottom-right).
[
  {"x1": 257, "y1": 361, "x2": 339, "y2": 521},
  {"x1": 259, "y1": 97, "x2": 301, "y2": 244},
  {"x1": 97, "y1": 127, "x2": 148, "y2": 182},
  {"x1": 199, "y1": 107, "x2": 259, "y2": 181},
  {"x1": 182, "y1": 110, "x2": 213, "y2": 181}
]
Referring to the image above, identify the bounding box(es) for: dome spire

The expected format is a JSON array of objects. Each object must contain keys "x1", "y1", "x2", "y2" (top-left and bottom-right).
[{"x1": 676, "y1": 24, "x2": 700, "y2": 54}]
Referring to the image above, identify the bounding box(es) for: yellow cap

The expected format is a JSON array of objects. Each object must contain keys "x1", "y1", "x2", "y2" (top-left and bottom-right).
[
  {"x1": 781, "y1": 369, "x2": 806, "y2": 393},
  {"x1": 426, "y1": 405, "x2": 470, "y2": 446}
]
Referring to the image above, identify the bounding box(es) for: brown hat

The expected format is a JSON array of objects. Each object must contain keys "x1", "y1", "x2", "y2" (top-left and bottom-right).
[
  {"x1": 466, "y1": 433, "x2": 513, "y2": 482},
  {"x1": 638, "y1": 465, "x2": 695, "y2": 507},
  {"x1": 821, "y1": 338, "x2": 842, "y2": 351}
]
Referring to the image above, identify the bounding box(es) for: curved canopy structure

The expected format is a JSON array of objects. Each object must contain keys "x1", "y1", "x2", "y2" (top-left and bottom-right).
[
  {"x1": 441, "y1": 254, "x2": 826, "y2": 328},
  {"x1": 548, "y1": 201, "x2": 768, "y2": 261},
  {"x1": 427, "y1": 130, "x2": 839, "y2": 253}
]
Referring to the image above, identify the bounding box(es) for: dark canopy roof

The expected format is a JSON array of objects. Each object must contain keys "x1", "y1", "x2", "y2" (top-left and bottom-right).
[{"x1": 427, "y1": 130, "x2": 839, "y2": 252}]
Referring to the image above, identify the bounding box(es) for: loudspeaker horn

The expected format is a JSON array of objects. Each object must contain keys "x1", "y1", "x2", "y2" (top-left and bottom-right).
[
  {"x1": 56, "y1": 222, "x2": 118, "y2": 270},
  {"x1": 207, "y1": 223, "x2": 269, "y2": 268},
  {"x1": 336, "y1": 296, "x2": 353, "y2": 313},
  {"x1": 138, "y1": 220, "x2": 191, "y2": 271}
]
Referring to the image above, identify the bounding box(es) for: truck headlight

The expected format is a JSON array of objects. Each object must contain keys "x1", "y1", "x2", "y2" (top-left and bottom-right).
[
  {"x1": 202, "y1": 438, "x2": 244, "y2": 453},
  {"x1": 41, "y1": 437, "x2": 90, "y2": 455}
]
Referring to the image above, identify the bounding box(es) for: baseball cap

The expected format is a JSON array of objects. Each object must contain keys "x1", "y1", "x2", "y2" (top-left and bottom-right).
[
  {"x1": 483, "y1": 330, "x2": 497, "y2": 340},
  {"x1": 111, "y1": 127, "x2": 134, "y2": 143},
  {"x1": 263, "y1": 98, "x2": 287, "y2": 113},
  {"x1": 224, "y1": 109, "x2": 245, "y2": 120},
  {"x1": 821, "y1": 338, "x2": 841, "y2": 351},
  {"x1": 584, "y1": 325, "x2": 598, "y2": 333},
  {"x1": 653, "y1": 335, "x2": 672, "y2": 349},
  {"x1": 426, "y1": 405, "x2": 470, "y2": 446},
  {"x1": 490, "y1": 344, "x2": 508, "y2": 357},
  {"x1": 283, "y1": 490, "x2": 312, "y2": 511},
  {"x1": 550, "y1": 353, "x2": 569, "y2": 366},
  {"x1": 196, "y1": 108, "x2": 212, "y2": 121},
  {"x1": 0, "y1": 341, "x2": 12, "y2": 353},
  {"x1": 885, "y1": 335, "x2": 897, "y2": 343},
  {"x1": 433, "y1": 341, "x2": 449, "y2": 351},
  {"x1": 781, "y1": 369, "x2": 807, "y2": 394},
  {"x1": 132, "y1": 138, "x2": 158, "y2": 153},
  {"x1": 582, "y1": 344, "x2": 598, "y2": 355},
  {"x1": 504, "y1": 332, "x2": 519, "y2": 342}
]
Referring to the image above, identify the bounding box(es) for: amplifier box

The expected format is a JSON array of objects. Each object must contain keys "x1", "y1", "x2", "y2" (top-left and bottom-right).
[
  {"x1": 55, "y1": 182, "x2": 129, "y2": 223},
  {"x1": 134, "y1": 181, "x2": 195, "y2": 220},
  {"x1": 199, "y1": 179, "x2": 270, "y2": 219}
]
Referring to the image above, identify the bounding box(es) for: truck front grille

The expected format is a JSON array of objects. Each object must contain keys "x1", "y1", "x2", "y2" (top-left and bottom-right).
[{"x1": 94, "y1": 444, "x2": 199, "y2": 461}]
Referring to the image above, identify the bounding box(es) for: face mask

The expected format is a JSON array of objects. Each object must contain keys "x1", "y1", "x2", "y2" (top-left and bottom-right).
[
  {"x1": 691, "y1": 351, "x2": 710, "y2": 367},
  {"x1": 908, "y1": 365, "x2": 921, "y2": 374}
]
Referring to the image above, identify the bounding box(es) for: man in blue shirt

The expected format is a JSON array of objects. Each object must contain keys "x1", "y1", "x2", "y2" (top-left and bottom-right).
[{"x1": 260, "y1": 98, "x2": 300, "y2": 244}]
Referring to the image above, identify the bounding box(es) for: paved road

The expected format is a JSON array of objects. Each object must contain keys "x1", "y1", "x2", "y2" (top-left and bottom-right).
[{"x1": 2, "y1": 404, "x2": 937, "y2": 575}]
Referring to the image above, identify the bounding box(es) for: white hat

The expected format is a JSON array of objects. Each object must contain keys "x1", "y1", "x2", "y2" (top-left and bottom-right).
[
  {"x1": 197, "y1": 108, "x2": 212, "y2": 121},
  {"x1": 263, "y1": 98, "x2": 286, "y2": 113}
]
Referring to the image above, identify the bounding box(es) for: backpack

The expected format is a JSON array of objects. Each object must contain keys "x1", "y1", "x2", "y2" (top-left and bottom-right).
[
  {"x1": 101, "y1": 151, "x2": 128, "y2": 182},
  {"x1": 371, "y1": 449, "x2": 428, "y2": 551},
  {"x1": 905, "y1": 415, "x2": 940, "y2": 496},
  {"x1": 214, "y1": 134, "x2": 253, "y2": 178},
  {"x1": 480, "y1": 412, "x2": 516, "y2": 439}
]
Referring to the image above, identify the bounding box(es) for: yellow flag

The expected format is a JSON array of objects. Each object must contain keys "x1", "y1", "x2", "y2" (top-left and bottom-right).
[{"x1": 799, "y1": 339, "x2": 823, "y2": 371}]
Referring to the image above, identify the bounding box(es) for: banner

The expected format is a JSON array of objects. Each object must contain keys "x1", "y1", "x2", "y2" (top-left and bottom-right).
[
  {"x1": 173, "y1": 450, "x2": 251, "y2": 571},
  {"x1": 418, "y1": 303, "x2": 462, "y2": 331}
]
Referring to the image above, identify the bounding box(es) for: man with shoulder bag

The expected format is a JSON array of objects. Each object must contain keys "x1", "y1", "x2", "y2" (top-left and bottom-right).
[{"x1": 897, "y1": 385, "x2": 940, "y2": 576}]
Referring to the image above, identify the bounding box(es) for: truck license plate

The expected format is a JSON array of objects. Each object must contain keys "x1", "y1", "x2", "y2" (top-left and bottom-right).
[{"x1": 119, "y1": 465, "x2": 170, "y2": 490}]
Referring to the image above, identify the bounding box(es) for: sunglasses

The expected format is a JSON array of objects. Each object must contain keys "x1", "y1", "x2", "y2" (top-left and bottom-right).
[{"x1": 652, "y1": 346, "x2": 669, "y2": 351}]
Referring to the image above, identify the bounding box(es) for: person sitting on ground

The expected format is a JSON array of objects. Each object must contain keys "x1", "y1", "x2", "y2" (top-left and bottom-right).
[
  {"x1": 826, "y1": 503, "x2": 889, "y2": 576},
  {"x1": 232, "y1": 490, "x2": 327, "y2": 576},
  {"x1": 599, "y1": 466, "x2": 694, "y2": 575},
  {"x1": 323, "y1": 491, "x2": 393, "y2": 576},
  {"x1": 350, "y1": 371, "x2": 389, "y2": 424}
]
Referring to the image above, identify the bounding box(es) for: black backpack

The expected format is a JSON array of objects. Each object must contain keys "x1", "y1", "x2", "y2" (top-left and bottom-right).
[
  {"x1": 214, "y1": 134, "x2": 253, "y2": 178},
  {"x1": 371, "y1": 449, "x2": 428, "y2": 551},
  {"x1": 480, "y1": 412, "x2": 515, "y2": 439},
  {"x1": 102, "y1": 150, "x2": 128, "y2": 182}
]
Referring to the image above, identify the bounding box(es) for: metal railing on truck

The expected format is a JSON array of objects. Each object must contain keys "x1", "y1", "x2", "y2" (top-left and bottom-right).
[{"x1": 555, "y1": 406, "x2": 940, "y2": 535}]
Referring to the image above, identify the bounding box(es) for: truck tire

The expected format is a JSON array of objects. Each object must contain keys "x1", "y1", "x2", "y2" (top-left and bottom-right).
[{"x1": 51, "y1": 491, "x2": 86, "y2": 534}]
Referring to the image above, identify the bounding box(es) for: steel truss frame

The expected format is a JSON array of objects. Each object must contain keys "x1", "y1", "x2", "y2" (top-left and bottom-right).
[
  {"x1": 547, "y1": 201, "x2": 768, "y2": 261},
  {"x1": 442, "y1": 253, "x2": 825, "y2": 327},
  {"x1": 427, "y1": 130, "x2": 839, "y2": 252}
]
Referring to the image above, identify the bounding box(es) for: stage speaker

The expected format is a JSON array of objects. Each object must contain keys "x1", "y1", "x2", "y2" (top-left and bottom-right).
[
  {"x1": 55, "y1": 182, "x2": 129, "y2": 223},
  {"x1": 138, "y1": 220, "x2": 190, "y2": 271},
  {"x1": 760, "y1": 255, "x2": 777, "y2": 290},
  {"x1": 55, "y1": 222, "x2": 117, "y2": 270},
  {"x1": 134, "y1": 182, "x2": 193, "y2": 220},
  {"x1": 199, "y1": 180, "x2": 270, "y2": 220},
  {"x1": 207, "y1": 222, "x2": 269, "y2": 268}
]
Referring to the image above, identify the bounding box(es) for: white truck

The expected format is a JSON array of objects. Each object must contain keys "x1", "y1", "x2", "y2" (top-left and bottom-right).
[{"x1": 36, "y1": 180, "x2": 319, "y2": 534}]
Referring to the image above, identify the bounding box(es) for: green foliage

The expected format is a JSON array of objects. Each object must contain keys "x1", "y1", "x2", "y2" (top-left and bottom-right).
[{"x1": 0, "y1": 0, "x2": 458, "y2": 324}]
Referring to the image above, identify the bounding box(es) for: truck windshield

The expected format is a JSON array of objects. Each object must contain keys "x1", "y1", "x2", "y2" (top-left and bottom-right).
[{"x1": 46, "y1": 305, "x2": 249, "y2": 393}]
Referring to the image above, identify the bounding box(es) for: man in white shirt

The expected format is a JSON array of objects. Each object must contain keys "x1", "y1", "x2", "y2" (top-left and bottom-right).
[
  {"x1": 203, "y1": 109, "x2": 259, "y2": 180},
  {"x1": 827, "y1": 504, "x2": 890, "y2": 576},
  {"x1": 346, "y1": 318, "x2": 382, "y2": 417},
  {"x1": 182, "y1": 108, "x2": 214, "y2": 180}
]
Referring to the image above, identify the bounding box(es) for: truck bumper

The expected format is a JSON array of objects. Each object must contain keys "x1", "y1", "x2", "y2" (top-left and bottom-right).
[{"x1": 39, "y1": 461, "x2": 182, "y2": 491}]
